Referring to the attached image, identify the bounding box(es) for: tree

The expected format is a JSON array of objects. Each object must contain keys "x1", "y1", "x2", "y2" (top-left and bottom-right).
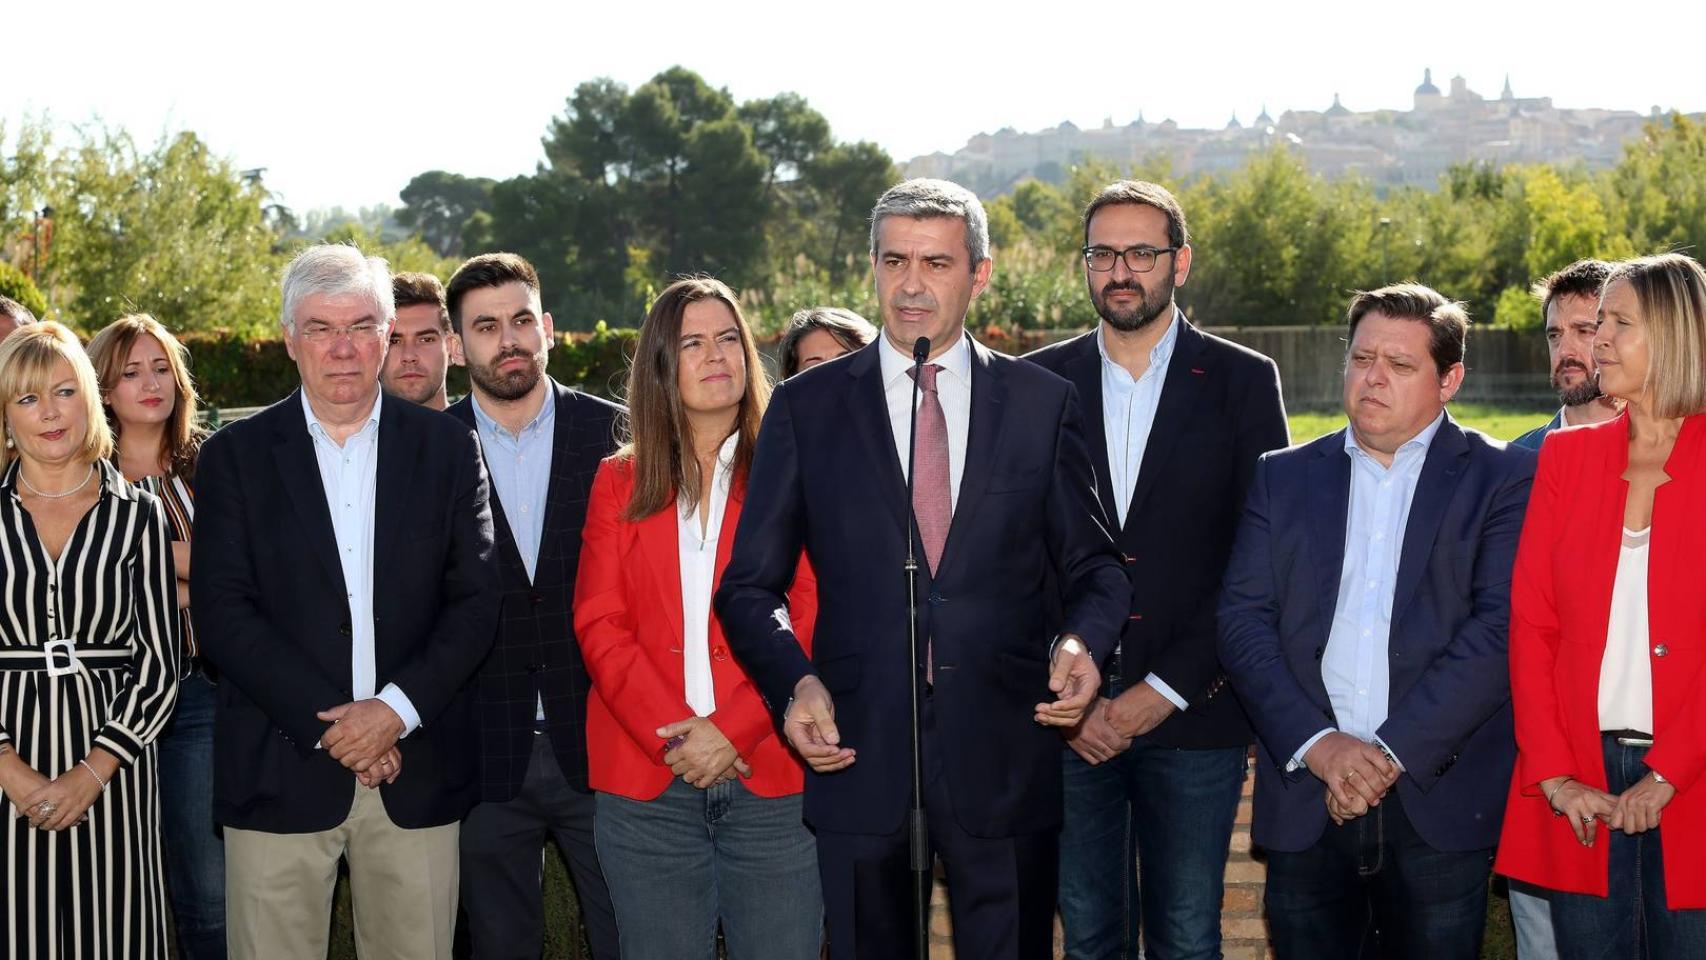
[
  {"x1": 397, "y1": 171, "x2": 494, "y2": 257},
  {"x1": 800, "y1": 141, "x2": 896, "y2": 278},
  {"x1": 738, "y1": 93, "x2": 831, "y2": 198}
]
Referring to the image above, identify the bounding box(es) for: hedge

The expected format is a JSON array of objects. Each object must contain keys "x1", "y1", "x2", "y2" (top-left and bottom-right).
[{"x1": 0, "y1": 262, "x2": 48, "y2": 319}]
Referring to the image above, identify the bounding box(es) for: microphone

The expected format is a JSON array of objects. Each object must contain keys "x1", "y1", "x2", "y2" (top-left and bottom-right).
[
  {"x1": 912, "y1": 336, "x2": 930, "y2": 364},
  {"x1": 902, "y1": 332, "x2": 932, "y2": 957}
]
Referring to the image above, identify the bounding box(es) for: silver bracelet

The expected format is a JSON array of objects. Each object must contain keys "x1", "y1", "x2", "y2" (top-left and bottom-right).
[{"x1": 79, "y1": 759, "x2": 107, "y2": 789}]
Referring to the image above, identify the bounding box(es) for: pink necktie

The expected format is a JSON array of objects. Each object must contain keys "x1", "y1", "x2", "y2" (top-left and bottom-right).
[{"x1": 910, "y1": 364, "x2": 951, "y2": 682}]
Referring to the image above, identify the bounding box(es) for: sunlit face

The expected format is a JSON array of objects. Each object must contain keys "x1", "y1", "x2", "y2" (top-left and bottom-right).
[
  {"x1": 676, "y1": 299, "x2": 747, "y2": 418},
  {"x1": 872, "y1": 216, "x2": 990, "y2": 359},
  {"x1": 7, "y1": 358, "x2": 89, "y2": 467},
  {"x1": 107, "y1": 333, "x2": 177, "y2": 430},
  {"x1": 1343, "y1": 312, "x2": 1462, "y2": 458},
  {"x1": 1593, "y1": 279, "x2": 1650, "y2": 404},
  {"x1": 381, "y1": 303, "x2": 458, "y2": 406},
  {"x1": 459, "y1": 281, "x2": 552, "y2": 403},
  {"x1": 792, "y1": 329, "x2": 852, "y2": 375},
  {"x1": 1083, "y1": 203, "x2": 1191, "y2": 332},
  {"x1": 1545, "y1": 293, "x2": 1601, "y2": 406},
  {"x1": 284, "y1": 292, "x2": 390, "y2": 410}
]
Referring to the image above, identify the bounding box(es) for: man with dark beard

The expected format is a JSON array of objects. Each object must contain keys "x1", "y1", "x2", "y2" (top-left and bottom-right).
[
  {"x1": 1026, "y1": 180, "x2": 1290, "y2": 960},
  {"x1": 1513, "y1": 260, "x2": 1620, "y2": 452},
  {"x1": 443, "y1": 253, "x2": 625, "y2": 960}
]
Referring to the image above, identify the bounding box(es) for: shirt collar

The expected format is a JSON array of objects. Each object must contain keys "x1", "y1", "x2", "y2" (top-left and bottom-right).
[
  {"x1": 301, "y1": 387, "x2": 382, "y2": 442},
  {"x1": 1344, "y1": 409, "x2": 1446, "y2": 463},
  {"x1": 469, "y1": 387, "x2": 555, "y2": 441},
  {"x1": 1095, "y1": 308, "x2": 1181, "y2": 383},
  {"x1": 880, "y1": 329, "x2": 973, "y2": 389}
]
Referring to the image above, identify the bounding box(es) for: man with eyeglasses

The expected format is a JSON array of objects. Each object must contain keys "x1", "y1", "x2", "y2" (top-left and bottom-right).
[{"x1": 1026, "y1": 180, "x2": 1289, "y2": 960}]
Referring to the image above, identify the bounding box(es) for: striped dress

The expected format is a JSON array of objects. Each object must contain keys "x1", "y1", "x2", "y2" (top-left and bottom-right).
[{"x1": 0, "y1": 459, "x2": 181, "y2": 959}]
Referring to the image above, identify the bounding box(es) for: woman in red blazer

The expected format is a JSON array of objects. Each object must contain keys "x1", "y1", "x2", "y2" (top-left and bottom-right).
[
  {"x1": 1497, "y1": 253, "x2": 1706, "y2": 957},
  {"x1": 575, "y1": 277, "x2": 821, "y2": 960}
]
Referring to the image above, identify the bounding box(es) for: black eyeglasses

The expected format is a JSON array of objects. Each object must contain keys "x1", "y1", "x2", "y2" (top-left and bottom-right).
[{"x1": 1082, "y1": 245, "x2": 1180, "y2": 273}]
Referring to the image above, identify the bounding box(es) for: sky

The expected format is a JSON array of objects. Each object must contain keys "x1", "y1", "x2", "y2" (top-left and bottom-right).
[{"x1": 6, "y1": 0, "x2": 1696, "y2": 213}]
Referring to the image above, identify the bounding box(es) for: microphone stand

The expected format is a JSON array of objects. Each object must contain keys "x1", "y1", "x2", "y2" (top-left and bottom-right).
[{"x1": 902, "y1": 335, "x2": 931, "y2": 960}]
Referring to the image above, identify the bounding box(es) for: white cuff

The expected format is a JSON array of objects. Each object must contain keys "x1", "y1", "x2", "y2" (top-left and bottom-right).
[
  {"x1": 377, "y1": 684, "x2": 421, "y2": 738},
  {"x1": 1289, "y1": 728, "x2": 1336, "y2": 773},
  {"x1": 1144, "y1": 673, "x2": 1190, "y2": 712},
  {"x1": 1372, "y1": 734, "x2": 1405, "y2": 772}
]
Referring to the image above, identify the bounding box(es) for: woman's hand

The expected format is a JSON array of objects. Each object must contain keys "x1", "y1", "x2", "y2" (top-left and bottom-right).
[
  {"x1": 0, "y1": 748, "x2": 52, "y2": 820},
  {"x1": 20, "y1": 748, "x2": 118, "y2": 831},
  {"x1": 1542, "y1": 776, "x2": 1618, "y2": 846},
  {"x1": 1610, "y1": 772, "x2": 1676, "y2": 835},
  {"x1": 658, "y1": 717, "x2": 746, "y2": 789}
]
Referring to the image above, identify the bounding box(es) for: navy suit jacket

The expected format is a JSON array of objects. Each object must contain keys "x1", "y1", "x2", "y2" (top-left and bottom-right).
[
  {"x1": 194, "y1": 391, "x2": 500, "y2": 833},
  {"x1": 1217, "y1": 414, "x2": 1534, "y2": 852},
  {"x1": 1026, "y1": 320, "x2": 1290, "y2": 749},
  {"x1": 714, "y1": 335, "x2": 1129, "y2": 838}
]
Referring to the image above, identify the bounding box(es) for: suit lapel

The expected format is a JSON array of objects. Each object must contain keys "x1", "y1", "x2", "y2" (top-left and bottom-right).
[
  {"x1": 640, "y1": 496, "x2": 686, "y2": 641},
  {"x1": 1306, "y1": 434, "x2": 1352, "y2": 635},
  {"x1": 447, "y1": 395, "x2": 532, "y2": 582},
  {"x1": 935, "y1": 338, "x2": 1007, "y2": 583},
  {"x1": 845, "y1": 341, "x2": 910, "y2": 533},
  {"x1": 1391, "y1": 415, "x2": 1470, "y2": 622},
  {"x1": 1060, "y1": 334, "x2": 1119, "y2": 531},
  {"x1": 372, "y1": 397, "x2": 412, "y2": 580},
  {"x1": 1124, "y1": 317, "x2": 1207, "y2": 532},
  {"x1": 536, "y1": 383, "x2": 574, "y2": 562},
  {"x1": 273, "y1": 390, "x2": 348, "y2": 593}
]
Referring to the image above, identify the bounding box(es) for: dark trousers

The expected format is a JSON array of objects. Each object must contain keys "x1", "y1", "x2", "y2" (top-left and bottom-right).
[
  {"x1": 1264, "y1": 790, "x2": 1492, "y2": 960},
  {"x1": 815, "y1": 695, "x2": 1059, "y2": 960},
  {"x1": 159, "y1": 668, "x2": 228, "y2": 960},
  {"x1": 1551, "y1": 734, "x2": 1706, "y2": 960},
  {"x1": 459, "y1": 733, "x2": 619, "y2": 960}
]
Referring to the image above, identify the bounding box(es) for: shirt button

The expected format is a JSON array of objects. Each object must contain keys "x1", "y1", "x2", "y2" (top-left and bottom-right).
[
  {"x1": 1362, "y1": 629, "x2": 1372, "y2": 638},
  {"x1": 1654, "y1": 644, "x2": 1669, "y2": 658},
  {"x1": 1374, "y1": 532, "x2": 1384, "y2": 542}
]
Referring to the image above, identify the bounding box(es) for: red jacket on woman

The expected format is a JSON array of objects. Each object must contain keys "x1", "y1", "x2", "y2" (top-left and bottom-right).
[
  {"x1": 574, "y1": 455, "x2": 815, "y2": 801},
  {"x1": 1496, "y1": 413, "x2": 1706, "y2": 907}
]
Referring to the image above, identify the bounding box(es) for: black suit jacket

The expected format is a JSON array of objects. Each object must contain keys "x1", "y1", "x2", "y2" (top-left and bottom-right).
[
  {"x1": 447, "y1": 380, "x2": 625, "y2": 800},
  {"x1": 715, "y1": 335, "x2": 1129, "y2": 838},
  {"x1": 1025, "y1": 318, "x2": 1290, "y2": 748},
  {"x1": 193, "y1": 391, "x2": 499, "y2": 832}
]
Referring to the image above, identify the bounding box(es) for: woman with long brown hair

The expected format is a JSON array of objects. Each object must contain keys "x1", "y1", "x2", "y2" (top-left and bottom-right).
[
  {"x1": 575, "y1": 277, "x2": 822, "y2": 958},
  {"x1": 87, "y1": 314, "x2": 222, "y2": 960}
]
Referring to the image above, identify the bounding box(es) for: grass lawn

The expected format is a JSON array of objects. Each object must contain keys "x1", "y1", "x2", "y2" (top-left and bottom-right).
[{"x1": 1290, "y1": 402, "x2": 1552, "y2": 444}]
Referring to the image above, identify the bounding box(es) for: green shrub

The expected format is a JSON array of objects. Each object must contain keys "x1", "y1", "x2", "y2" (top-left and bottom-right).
[{"x1": 0, "y1": 262, "x2": 48, "y2": 319}]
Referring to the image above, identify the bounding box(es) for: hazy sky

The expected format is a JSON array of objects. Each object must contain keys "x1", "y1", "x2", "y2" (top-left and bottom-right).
[{"x1": 7, "y1": 0, "x2": 1694, "y2": 212}]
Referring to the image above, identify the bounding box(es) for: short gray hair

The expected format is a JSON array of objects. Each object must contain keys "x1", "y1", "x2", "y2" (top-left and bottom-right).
[
  {"x1": 280, "y1": 243, "x2": 394, "y2": 333},
  {"x1": 869, "y1": 178, "x2": 990, "y2": 272}
]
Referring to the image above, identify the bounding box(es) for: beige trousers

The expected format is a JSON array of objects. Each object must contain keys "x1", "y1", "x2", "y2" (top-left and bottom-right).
[{"x1": 225, "y1": 784, "x2": 459, "y2": 960}]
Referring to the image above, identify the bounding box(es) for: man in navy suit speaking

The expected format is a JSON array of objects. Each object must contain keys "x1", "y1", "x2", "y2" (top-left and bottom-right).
[{"x1": 715, "y1": 179, "x2": 1128, "y2": 959}]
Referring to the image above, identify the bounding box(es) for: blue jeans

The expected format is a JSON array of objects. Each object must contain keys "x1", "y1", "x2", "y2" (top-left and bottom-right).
[
  {"x1": 1265, "y1": 789, "x2": 1492, "y2": 960},
  {"x1": 595, "y1": 779, "x2": 822, "y2": 960},
  {"x1": 1508, "y1": 880, "x2": 1558, "y2": 960},
  {"x1": 1057, "y1": 693, "x2": 1247, "y2": 959},
  {"x1": 1551, "y1": 735, "x2": 1706, "y2": 960},
  {"x1": 158, "y1": 669, "x2": 227, "y2": 960}
]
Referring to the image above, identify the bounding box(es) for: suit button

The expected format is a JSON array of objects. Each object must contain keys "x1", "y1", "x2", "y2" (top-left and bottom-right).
[
  {"x1": 1654, "y1": 644, "x2": 1669, "y2": 658},
  {"x1": 532, "y1": 594, "x2": 544, "y2": 606},
  {"x1": 526, "y1": 663, "x2": 540, "y2": 673},
  {"x1": 339, "y1": 623, "x2": 352, "y2": 638},
  {"x1": 1313, "y1": 647, "x2": 1324, "y2": 661},
  {"x1": 1123, "y1": 554, "x2": 1137, "y2": 564},
  {"x1": 713, "y1": 646, "x2": 728, "y2": 662}
]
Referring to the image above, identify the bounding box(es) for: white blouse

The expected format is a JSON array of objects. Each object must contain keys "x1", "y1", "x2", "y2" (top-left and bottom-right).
[
  {"x1": 1598, "y1": 526, "x2": 1653, "y2": 733},
  {"x1": 678, "y1": 433, "x2": 739, "y2": 718}
]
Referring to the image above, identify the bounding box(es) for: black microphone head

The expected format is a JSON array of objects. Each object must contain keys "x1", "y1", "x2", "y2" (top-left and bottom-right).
[{"x1": 912, "y1": 337, "x2": 931, "y2": 362}]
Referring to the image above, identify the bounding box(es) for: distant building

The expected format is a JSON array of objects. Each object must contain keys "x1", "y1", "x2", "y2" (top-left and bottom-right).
[{"x1": 902, "y1": 70, "x2": 1694, "y2": 196}]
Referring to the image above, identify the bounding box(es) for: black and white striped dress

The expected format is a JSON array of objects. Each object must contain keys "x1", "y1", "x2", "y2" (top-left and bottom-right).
[{"x1": 0, "y1": 459, "x2": 181, "y2": 959}]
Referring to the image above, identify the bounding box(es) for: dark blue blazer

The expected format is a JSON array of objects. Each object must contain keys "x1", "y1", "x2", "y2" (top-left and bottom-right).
[
  {"x1": 714, "y1": 335, "x2": 1129, "y2": 838},
  {"x1": 1217, "y1": 414, "x2": 1534, "y2": 852},
  {"x1": 194, "y1": 391, "x2": 500, "y2": 833},
  {"x1": 1026, "y1": 320, "x2": 1290, "y2": 749}
]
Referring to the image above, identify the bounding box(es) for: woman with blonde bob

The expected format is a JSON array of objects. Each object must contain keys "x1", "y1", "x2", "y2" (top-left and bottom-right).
[
  {"x1": 575, "y1": 277, "x2": 823, "y2": 958},
  {"x1": 88, "y1": 313, "x2": 220, "y2": 960},
  {"x1": 1497, "y1": 253, "x2": 1706, "y2": 958},
  {"x1": 0, "y1": 322, "x2": 180, "y2": 958}
]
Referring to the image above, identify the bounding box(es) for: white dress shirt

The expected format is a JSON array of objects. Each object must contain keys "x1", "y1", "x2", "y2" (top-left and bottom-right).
[
  {"x1": 1096, "y1": 315, "x2": 1189, "y2": 711},
  {"x1": 679, "y1": 433, "x2": 739, "y2": 718},
  {"x1": 301, "y1": 390, "x2": 420, "y2": 736},
  {"x1": 1598, "y1": 527, "x2": 1653, "y2": 733},
  {"x1": 880, "y1": 332, "x2": 970, "y2": 509}
]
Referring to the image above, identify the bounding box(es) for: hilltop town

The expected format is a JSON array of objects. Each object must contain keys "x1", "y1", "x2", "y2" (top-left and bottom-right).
[{"x1": 903, "y1": 70, "x2": 1690, "y2": 194}]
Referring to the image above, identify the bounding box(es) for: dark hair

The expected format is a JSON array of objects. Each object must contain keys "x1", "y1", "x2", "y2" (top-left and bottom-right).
[
  {"x1": 1083, "y1": 180, "x2": 1189, "y2": 250},
  {"x1": 1345, "y1": 283, "x2": 1469, "y2": 374},
  {"x1": 777, "y1": 307, "x2": 877, "y2": 378},
  {"x1": 446, "y1": 253, "x2": 541, "y2": 334},
  {"x1": 393, "y1": 271, "x2": 450, "y2": 332},
  {"x1": 1532, "y1": 259, "x2": 1613, "y2": 325},
  {"x1": 0, "y1": 295, "x2": 36, "y2": 326},
  {"x1": 618, "y1": 276, "x2": 771, "y2": 522}
]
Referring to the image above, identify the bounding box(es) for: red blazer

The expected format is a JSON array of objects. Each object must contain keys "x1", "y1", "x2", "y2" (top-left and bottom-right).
[
  {"x1": 1496, "y1": 413, "x2": 1706, "y2": 907},
  {"x1": 574, "y1": 455, "x2": 815, "y2": 801}
]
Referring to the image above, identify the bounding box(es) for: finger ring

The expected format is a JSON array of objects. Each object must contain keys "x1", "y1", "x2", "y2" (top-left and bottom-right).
[
  {"x1": 1343, "y1": 770, "x2": 1359, "y2": 781},
  {"x1": 37, "y1": 801, "x2": 57, "y2": 817},
  {"x1": 382, "y1": 759, "x2": 392, "y2": 767},
  {"x1": 1581, "y1": 815, "x2": 1594, "y2": 824}
]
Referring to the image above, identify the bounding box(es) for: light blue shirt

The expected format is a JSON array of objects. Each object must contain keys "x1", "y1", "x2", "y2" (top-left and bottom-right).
[
  {"x1": 1096, "y1": 313, "x2": 1188, "y2": 712},
  {"x1": 301, "y1": 390, "x2": 420, "y2": 736},
  {"x1": 469, "y1": 390, "x2": 556, "y2": 582},
  {"x1": 1293, "y1": 411, "x2": 1446, "y2": 770}
]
